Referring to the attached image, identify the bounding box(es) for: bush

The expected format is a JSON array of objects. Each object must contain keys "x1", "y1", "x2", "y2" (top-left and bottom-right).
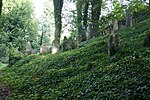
[
  {"x1": 8, "y1": 47, "x2": 23, "y2": 67},
  {"x1": 143, "y1": 30, "x2": 150, "y2": 47}
]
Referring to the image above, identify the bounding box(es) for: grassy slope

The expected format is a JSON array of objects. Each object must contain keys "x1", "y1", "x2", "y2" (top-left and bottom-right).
[{"x1": 0, "y1": 15, "x2": 150, "y2": 99}]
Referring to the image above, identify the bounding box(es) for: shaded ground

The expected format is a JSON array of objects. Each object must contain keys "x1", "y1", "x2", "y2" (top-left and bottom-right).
[{"x1": 0, "y1": 70, "x2": 11, "y2": 100}]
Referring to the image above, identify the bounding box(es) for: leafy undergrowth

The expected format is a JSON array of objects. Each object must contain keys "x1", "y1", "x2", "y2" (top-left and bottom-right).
[{"x1": 0, "y1": 19, "x2": 150, "y2": 99}]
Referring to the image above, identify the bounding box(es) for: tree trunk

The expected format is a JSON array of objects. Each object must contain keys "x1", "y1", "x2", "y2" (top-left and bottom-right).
[
  {"x1": 125, "y1": 9, "x2": 130, "y2": 27},
  {"x1": 83, "y1": 2, "x2": 89, "y2": 30},
  {"x1": 52, "y1": 0, "x2": 63, "y2": 53},
  {"x1": 76, "y1": 0, "x2": 82, "y2": 42},
  {"x1": 0, "y1": 0, "x2": 2, "y2": 15},
  {"x1": 149, "y1": 0, "x2": 150, "y2": 8},
  {"x1": 40, "y1": 30, "x2": 44, "y2": 46},
  {"x1": 91, "y1": 0, "x2": 102, "y2": 38}
]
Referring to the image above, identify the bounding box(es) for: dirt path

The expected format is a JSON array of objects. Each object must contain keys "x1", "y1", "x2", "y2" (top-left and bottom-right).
[{"x1": 0, "y1": 70, "x2": 11, "y2": 100}]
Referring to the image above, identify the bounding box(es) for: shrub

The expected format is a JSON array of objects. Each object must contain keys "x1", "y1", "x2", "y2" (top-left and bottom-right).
[{"x1": 8, "y1": 47, "x2": 23, "y2": 67}]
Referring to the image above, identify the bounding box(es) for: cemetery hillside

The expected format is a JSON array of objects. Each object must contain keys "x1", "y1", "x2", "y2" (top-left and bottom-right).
[
  {"x1": 0, "y1": 8, "x2": 150, "y2": 99},
  {"x1": 0, "y1": 0, "x2": 150, "y2": 100}
]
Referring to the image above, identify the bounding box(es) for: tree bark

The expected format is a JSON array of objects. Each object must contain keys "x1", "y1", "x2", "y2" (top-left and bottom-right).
[
  {"x1": 52, "y1": 0, "x2": 63, "y2": 53},
  {"x1": 91, "y1": 0, "x2": 102, "y2": 38},
  {"x1": 76, "y1": 0, "x2": 82, "y2": 42},
  {"x1": 0, "y1": 0, "x2": 2, "y2": 15},
  {"x1": 83, "y1": 2, "x2": 89, "y2": 30},
  {"x1": 53, "y1": 0, "x2": 63, "y2": 43},
  {"x1": 149, "y1": 0, "x2": 150, "y2": 8}
]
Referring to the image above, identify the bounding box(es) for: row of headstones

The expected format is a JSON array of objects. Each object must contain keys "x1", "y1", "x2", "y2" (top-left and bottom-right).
[
  {"x1": 60, "y1": 9, "x2": 136, "y2": 53},
  {"x1": 74, "y1": 14, "x2": 136, "y2": 43},
  {"x1": 108, "y1": 28, "x2": 150, "y2": 59},
  {"x1": 101, "y1": 9, "x2": 136, "y2": 36},
  {"x1": 60, "y1": 36, "x2": 76, "y2": 52},
  {"x1": 24, "y1": 9, "x2": 145, "y2": 56},
  {"x1": 107, "y1": 9, "x2": 150, "y2": 59},
  {"x1": 25, "y1": 42, "x2": 49, "y2": 56},
  {"x1": 25, "y1": 37, "x2": 77, "y2": 56},
  {"x1": 107, "y1": 9, "x2": 137, "y2": 58}
]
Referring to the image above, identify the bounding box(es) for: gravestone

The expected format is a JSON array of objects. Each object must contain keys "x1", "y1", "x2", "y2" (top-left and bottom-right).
[
  {"x1": 118, "y1": 21, "x2": 126, "y2": 30},
  {"x1": 108, "y1": 34, "x2": 120, "y2": 58},
  {"x1": 68, "y1": 37, "x2": 76, "y2": 50},
  {"x1": 25, "y1": 42, "x2": 32, "y2": 56},
  {"x1": 62, "y1": 36, "x2": 68, "y2": 51},
  {"x1": 130, "y1": 16, "x2": 136, "y2": 27},
  {"x1": 113, "y1": 19, "x2": 119, "y2": 32},
  {"x1": 40, "y1": 44, "x2": 48, "y2": 54},
  {"x1": 81, "y1": 26, "x2": 86, "y2": 42},
  {"x1": 51, "y1": 39, "x2": 59, "y2": 54},
  {"x1": 31, "y1": 49, "x2": 38, "y2": 54}
]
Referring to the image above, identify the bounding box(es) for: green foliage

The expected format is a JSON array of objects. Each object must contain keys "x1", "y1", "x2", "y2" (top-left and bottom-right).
[
  {"x1": 0, "y1": 0, "x2": 38, "y2": 61},
  {"x1": 8, "y1": 47, "x2": 23, "y2": 66},
  {"x1": 143, "y1": 30, "x2": 150, "y2": 47},
  {"x1": 112, "y1": 0, "x2": 125, "y2": 20},
  {"x1": 129, "y1": 0, "x2": 148, "y2": 16}
]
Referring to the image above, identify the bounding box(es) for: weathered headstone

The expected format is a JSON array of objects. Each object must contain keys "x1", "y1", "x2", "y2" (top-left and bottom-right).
[
  {"x1": 81, "y1": 26, "x2": 86, "y2": 42},
  {"x1": 25, "y1": 42, "x2": 32, "y2": 56},
  {"x1": 130, "y1": 16, "x2": 136, "y2": 27},
  {"x1": 61, "y1": 36, "x2": 68, "y2": 51},
  {"x1": 31, "y1": 49, "x2": 38, "y2": 54},
  {"x1": 118, "y1": 21, "x2": 125, "y2": 30},
  {"x1": 51, "y1": 40, "x2": 59, "y2": 54},
  {"x1": 113, "y1": 19, "x2": 119, "y2": 32},
  {"x1": 68, "y1": 37, "x2": 76, "y2": 50},
  {"x1": 105, "y1": 24, "x2": 113, "y2": 34},
  {"x1": 108, "y1": 34, "x2": 120, "y2": 58},
  {"x1": 40, "y1": 44, "x2": 48, "y2": 54}
]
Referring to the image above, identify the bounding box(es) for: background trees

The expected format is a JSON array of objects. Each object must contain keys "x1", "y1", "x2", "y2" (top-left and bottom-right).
[
  {"x1": 0, "y1": 0, "x2": 38, "y2": 63},
  {"x1": 0, "y1": 0, "x2": 149, "y2": 61}
]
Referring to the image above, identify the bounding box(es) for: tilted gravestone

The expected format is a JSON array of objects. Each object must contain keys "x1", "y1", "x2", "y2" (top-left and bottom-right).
[
  {"x1": 61, "y1": 36, "x2": 68, "y2": 51},
  {"x1": 113, "y1": 19, "x2": 119, "y2": 32},
  {"x1": 108, "y1": 34, "x2": 120, "y2": 58}
]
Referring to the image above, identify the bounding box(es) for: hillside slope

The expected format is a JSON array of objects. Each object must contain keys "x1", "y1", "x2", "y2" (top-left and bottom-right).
[{"x1": 0, "y1": 17, "x2": 150, "y2": 99}]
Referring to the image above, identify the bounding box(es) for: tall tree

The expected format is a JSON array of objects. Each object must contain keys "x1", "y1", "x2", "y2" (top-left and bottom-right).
[
  {"x1": 76, "y1": 0, "x2": 89, "y2": 42},
  {"x1": 51, "y1": 0, "x2": 63, "y2": 54},
  {"x1": 0, "y1": 0, "x2": 2, "y2": 15},
  {"x1": 76, "y1": 0, "x2": 83, "y2": 42},
  {"x1": 83, "y1": 1, "x2": 89, "y2": 31},
  {"x1": 149, "y1": 0, "x2": 150, "y2": 8},
  {"x1": 91, "y1": 0, "x2": 102, "y2": 38}
]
